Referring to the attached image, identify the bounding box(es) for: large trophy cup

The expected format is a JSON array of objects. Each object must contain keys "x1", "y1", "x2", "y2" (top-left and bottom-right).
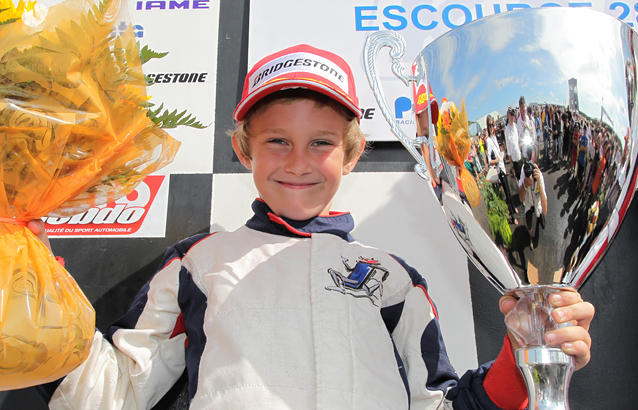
[{"x1": 364, "y1": 8, "x2": 637, "y2": 410}]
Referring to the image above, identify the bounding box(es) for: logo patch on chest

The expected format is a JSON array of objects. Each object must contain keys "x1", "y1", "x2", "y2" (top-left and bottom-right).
[
  {"x1": 325, "y1": 257, "x2": 389, "y2": 306},
  {"x1": 451, "y1": 212, "x2": 470, "y2": 244}
]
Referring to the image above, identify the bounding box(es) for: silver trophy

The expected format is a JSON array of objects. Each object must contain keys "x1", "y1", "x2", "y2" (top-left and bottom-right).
[{"x1": 363, "y1": 8, "x2": 637, "y2": 410}]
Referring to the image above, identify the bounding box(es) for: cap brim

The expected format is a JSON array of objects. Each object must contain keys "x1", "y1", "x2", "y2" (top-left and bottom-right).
[{"x1": 233, "y1": 78, "x2": 360, "y2": 121}]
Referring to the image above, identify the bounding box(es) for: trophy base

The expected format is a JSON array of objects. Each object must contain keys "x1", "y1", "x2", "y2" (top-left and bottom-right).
[{"x1": 516, "y1": 346, "x2": 575, "y2": 410}]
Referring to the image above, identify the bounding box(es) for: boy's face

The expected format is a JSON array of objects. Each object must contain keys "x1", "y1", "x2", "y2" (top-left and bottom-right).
[
  {"x1": 233, "y1": 99, "x2": 362, "y2": 221},
  {"x1": 416, "y1": 110, "x2": 430, "y2": 137}
]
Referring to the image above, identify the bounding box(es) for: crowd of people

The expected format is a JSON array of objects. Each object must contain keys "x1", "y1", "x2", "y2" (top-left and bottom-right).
[
  {"x1": 412, "y1": 86, "x2": 634, "y2": 276},
  {"x1": 464, "y1": 95, "x2": 632, "y2": 256},
  {"x1": 570, "y1": 118, "x2": 630, "y2": 209},
  {"x1": 465, "y1": 97, "x2": 541, "y2": 227}
]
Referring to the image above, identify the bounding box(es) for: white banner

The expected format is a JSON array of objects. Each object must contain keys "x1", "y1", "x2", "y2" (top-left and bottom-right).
[
  {"x1": 127, "y1": 0, "x2": 219, "y2": 174},
  {"x1": 249, "y1": 0, "x2": 636, "y2": 141}
]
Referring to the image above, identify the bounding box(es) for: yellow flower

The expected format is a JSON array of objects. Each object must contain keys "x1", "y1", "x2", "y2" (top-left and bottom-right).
[{"x1": 0, "y1": 0, "x2": 37, "y2": 25}]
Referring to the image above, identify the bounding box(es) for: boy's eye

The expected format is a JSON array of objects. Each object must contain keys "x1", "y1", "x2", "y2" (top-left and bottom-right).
[
  {"x1": 312, "y1": 140, "x2": 335, "y2": 147},
  {"x1": 266, "y1": 138, "x2": 287, "y2": 145}
]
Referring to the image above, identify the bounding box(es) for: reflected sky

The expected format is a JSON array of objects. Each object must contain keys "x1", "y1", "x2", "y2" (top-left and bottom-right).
[{"x1": 422, "y1": 8, "x2": 635, "y2": 141}]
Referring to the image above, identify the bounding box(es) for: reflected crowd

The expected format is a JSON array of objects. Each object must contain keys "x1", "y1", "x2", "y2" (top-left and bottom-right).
[
  {"x1": 414, "y1": 85, "x2": 633, "y2": 284},
  {"x1": 462, "y1": 97, "x2": 632, "y2": 284}
]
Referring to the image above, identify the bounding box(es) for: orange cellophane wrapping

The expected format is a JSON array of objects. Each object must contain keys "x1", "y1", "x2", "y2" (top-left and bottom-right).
[
  {"x1": 0, "y1": 0, "x2": 180, "y2": 389},
  {"x1": 436, "y1": 100, "x2": 480, "y2": 207},
  {"x1": 0, "y1": 223, "x2": 94, "y2": 390}
]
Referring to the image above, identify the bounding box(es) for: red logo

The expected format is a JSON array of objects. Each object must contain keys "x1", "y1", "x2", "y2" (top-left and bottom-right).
[{"x1": 44, "y1": 175, "x2": 165, "y2": 236}]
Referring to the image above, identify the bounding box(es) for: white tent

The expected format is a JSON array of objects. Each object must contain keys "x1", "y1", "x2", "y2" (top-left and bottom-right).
[
  {"x1": 475, "y1": 110, "x2": 503, "y2": 130},
  {"x1": 468, "y1": 122, "x2": 482, "y2": 137}
]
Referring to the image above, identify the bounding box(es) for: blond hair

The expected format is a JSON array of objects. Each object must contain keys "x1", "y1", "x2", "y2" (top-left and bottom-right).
[{"x1": 229, "y1": 89, "x2": 366, "y2": 164}]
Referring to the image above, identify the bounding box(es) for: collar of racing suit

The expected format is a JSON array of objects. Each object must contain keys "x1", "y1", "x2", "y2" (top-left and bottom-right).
[{"x1": 245, "y1": 198, "x2": 355, "y2": 242}]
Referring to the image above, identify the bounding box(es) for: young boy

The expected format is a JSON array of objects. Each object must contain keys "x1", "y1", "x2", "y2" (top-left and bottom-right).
[{"x1": 33, "y1": 44, "x2": 594, "y2": 409}]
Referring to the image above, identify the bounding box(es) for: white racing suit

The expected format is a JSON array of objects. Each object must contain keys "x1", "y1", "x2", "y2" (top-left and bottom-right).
[{"x1": 37, "y1": 200, "x2": 526, "y2": 409}]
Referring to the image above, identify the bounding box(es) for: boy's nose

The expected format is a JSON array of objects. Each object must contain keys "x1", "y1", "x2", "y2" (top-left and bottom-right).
[{"x1": 284, "y1": 148, "x2": 312, "y2": 175}]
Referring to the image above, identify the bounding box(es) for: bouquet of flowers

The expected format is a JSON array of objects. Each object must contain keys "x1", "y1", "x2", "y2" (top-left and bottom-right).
[
  {"x1": 0, "y1": 0, "x2": 180, "y2": 389},
  {"x1": 436, "y1": 99, "x2": 480, "y2": 207}
]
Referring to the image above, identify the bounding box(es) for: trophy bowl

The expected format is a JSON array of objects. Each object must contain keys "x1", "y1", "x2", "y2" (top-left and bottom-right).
[{"x1": 363, "y1": 7, "x2": 637, "y2": 410}]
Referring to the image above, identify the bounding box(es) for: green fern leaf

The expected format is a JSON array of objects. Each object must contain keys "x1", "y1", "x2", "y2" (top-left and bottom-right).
[
  {"x1": 139, "y1": 44, "x2": 169, "y2": 65},
  {"x1": 119, "y1": 22, "x2": 205, "y2": 131},
  {"x1": 146, "y1": 104, "x2": 208, "y2": 129},
  {"x1": 147, "y1": 102, "x2": 165, "y2": 119},
  {"x1": 0, "y1": 17, "x2": 19, "y2": 26},
  {"x1": 0, "y1": 8, "x2": 19, "y2": 26},
  {"x1": 54, "y1": 27, "x2": 79, "y2": 55}
]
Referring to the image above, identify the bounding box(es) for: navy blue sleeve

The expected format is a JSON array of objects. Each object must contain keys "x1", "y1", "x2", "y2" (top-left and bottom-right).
[
  {"x1": 35, "y1": 233, "x2": 211, "y2": 405},
  {"x1": 387, "y1": 254, "x2": 507, "y2": 410},
  {"x1": 104, "y1": 233, "x2": 210, "y2": 342}
]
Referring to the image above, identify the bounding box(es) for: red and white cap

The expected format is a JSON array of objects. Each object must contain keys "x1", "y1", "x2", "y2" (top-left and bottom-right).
[
  {"x1": 411, "y1": 61, "x2": 439, "y2": 125},
  {"x1": 233, "y1": 44, "x2": 361, "y2": 121}
]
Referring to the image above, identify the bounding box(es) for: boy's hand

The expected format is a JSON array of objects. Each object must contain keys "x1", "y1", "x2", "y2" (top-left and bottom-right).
[
  {"x1": 27, "y1": 219, "x2": 53, "y2": 254},
  {"x1": 499, "y1": 290, "x2": 594, "y2": 371}
]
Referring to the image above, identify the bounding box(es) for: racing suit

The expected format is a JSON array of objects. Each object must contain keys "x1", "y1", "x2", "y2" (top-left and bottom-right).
[{"x1": 38, "y1": 200, "x2": 527, "y2": 410}]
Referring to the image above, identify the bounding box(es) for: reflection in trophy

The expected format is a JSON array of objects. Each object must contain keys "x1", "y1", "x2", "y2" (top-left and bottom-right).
[{"x1": 363, "y1": 8, "x2": 637, "y2": 410}]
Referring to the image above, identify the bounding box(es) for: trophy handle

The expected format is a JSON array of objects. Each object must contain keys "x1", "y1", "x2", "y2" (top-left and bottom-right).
[{"x1": 363, "y1": 31, "x2": 429, "y2": 180}]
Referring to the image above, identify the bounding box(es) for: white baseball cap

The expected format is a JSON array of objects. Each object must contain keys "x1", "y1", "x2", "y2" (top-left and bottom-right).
[{"x1": 233, "y1": 44, "x2": 361, "y2": 121}]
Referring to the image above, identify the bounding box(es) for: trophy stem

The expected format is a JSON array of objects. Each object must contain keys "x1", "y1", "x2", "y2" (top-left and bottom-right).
[
  {"x1": 515, "y1": 347, "x2": 575, "y2": 410},
  {"x1": 506, "y1": 287, "x2": 576, "y2": 410}
]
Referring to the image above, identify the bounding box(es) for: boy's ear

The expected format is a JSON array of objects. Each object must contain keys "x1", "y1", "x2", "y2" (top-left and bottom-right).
[
  {"x1": 343, "y1": 139, "x2": 366, "y2": 175},
  {"x1": 231, "y1": 135, "x2": 252, "y2": 170}
]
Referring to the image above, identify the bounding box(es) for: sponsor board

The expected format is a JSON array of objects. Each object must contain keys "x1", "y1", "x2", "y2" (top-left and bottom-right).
[
  {"x1": 43, "y1": 175, "x2": 170, "y2": 238},
  {"x1": 125, "y1": 1, "x2": 219, "y2": 174}
]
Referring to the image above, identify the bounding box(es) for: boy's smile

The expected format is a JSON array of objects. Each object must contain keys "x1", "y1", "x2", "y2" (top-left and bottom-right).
[{"x1": 232, "y1": 99, "x2": 361, "y2": 221}]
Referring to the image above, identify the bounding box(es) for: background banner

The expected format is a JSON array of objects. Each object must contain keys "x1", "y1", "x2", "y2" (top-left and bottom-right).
[{"x1": 129, "y1": 0, "x2": 217, "y2": 174}]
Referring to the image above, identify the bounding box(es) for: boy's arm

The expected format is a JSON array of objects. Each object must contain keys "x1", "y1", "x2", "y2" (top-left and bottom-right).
[
  {"x1": 449, "y1": 336, "x2": 528, "y2": 410},
  {"x1": 382, "y1": 255, "x2": 456, "y2": 406},
  {"x1": 387, "y1": 255, "x2": 526, "y2": 410},
  {"x1": 36, "y1": 236, "x2": 209, "y2": 410}
]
